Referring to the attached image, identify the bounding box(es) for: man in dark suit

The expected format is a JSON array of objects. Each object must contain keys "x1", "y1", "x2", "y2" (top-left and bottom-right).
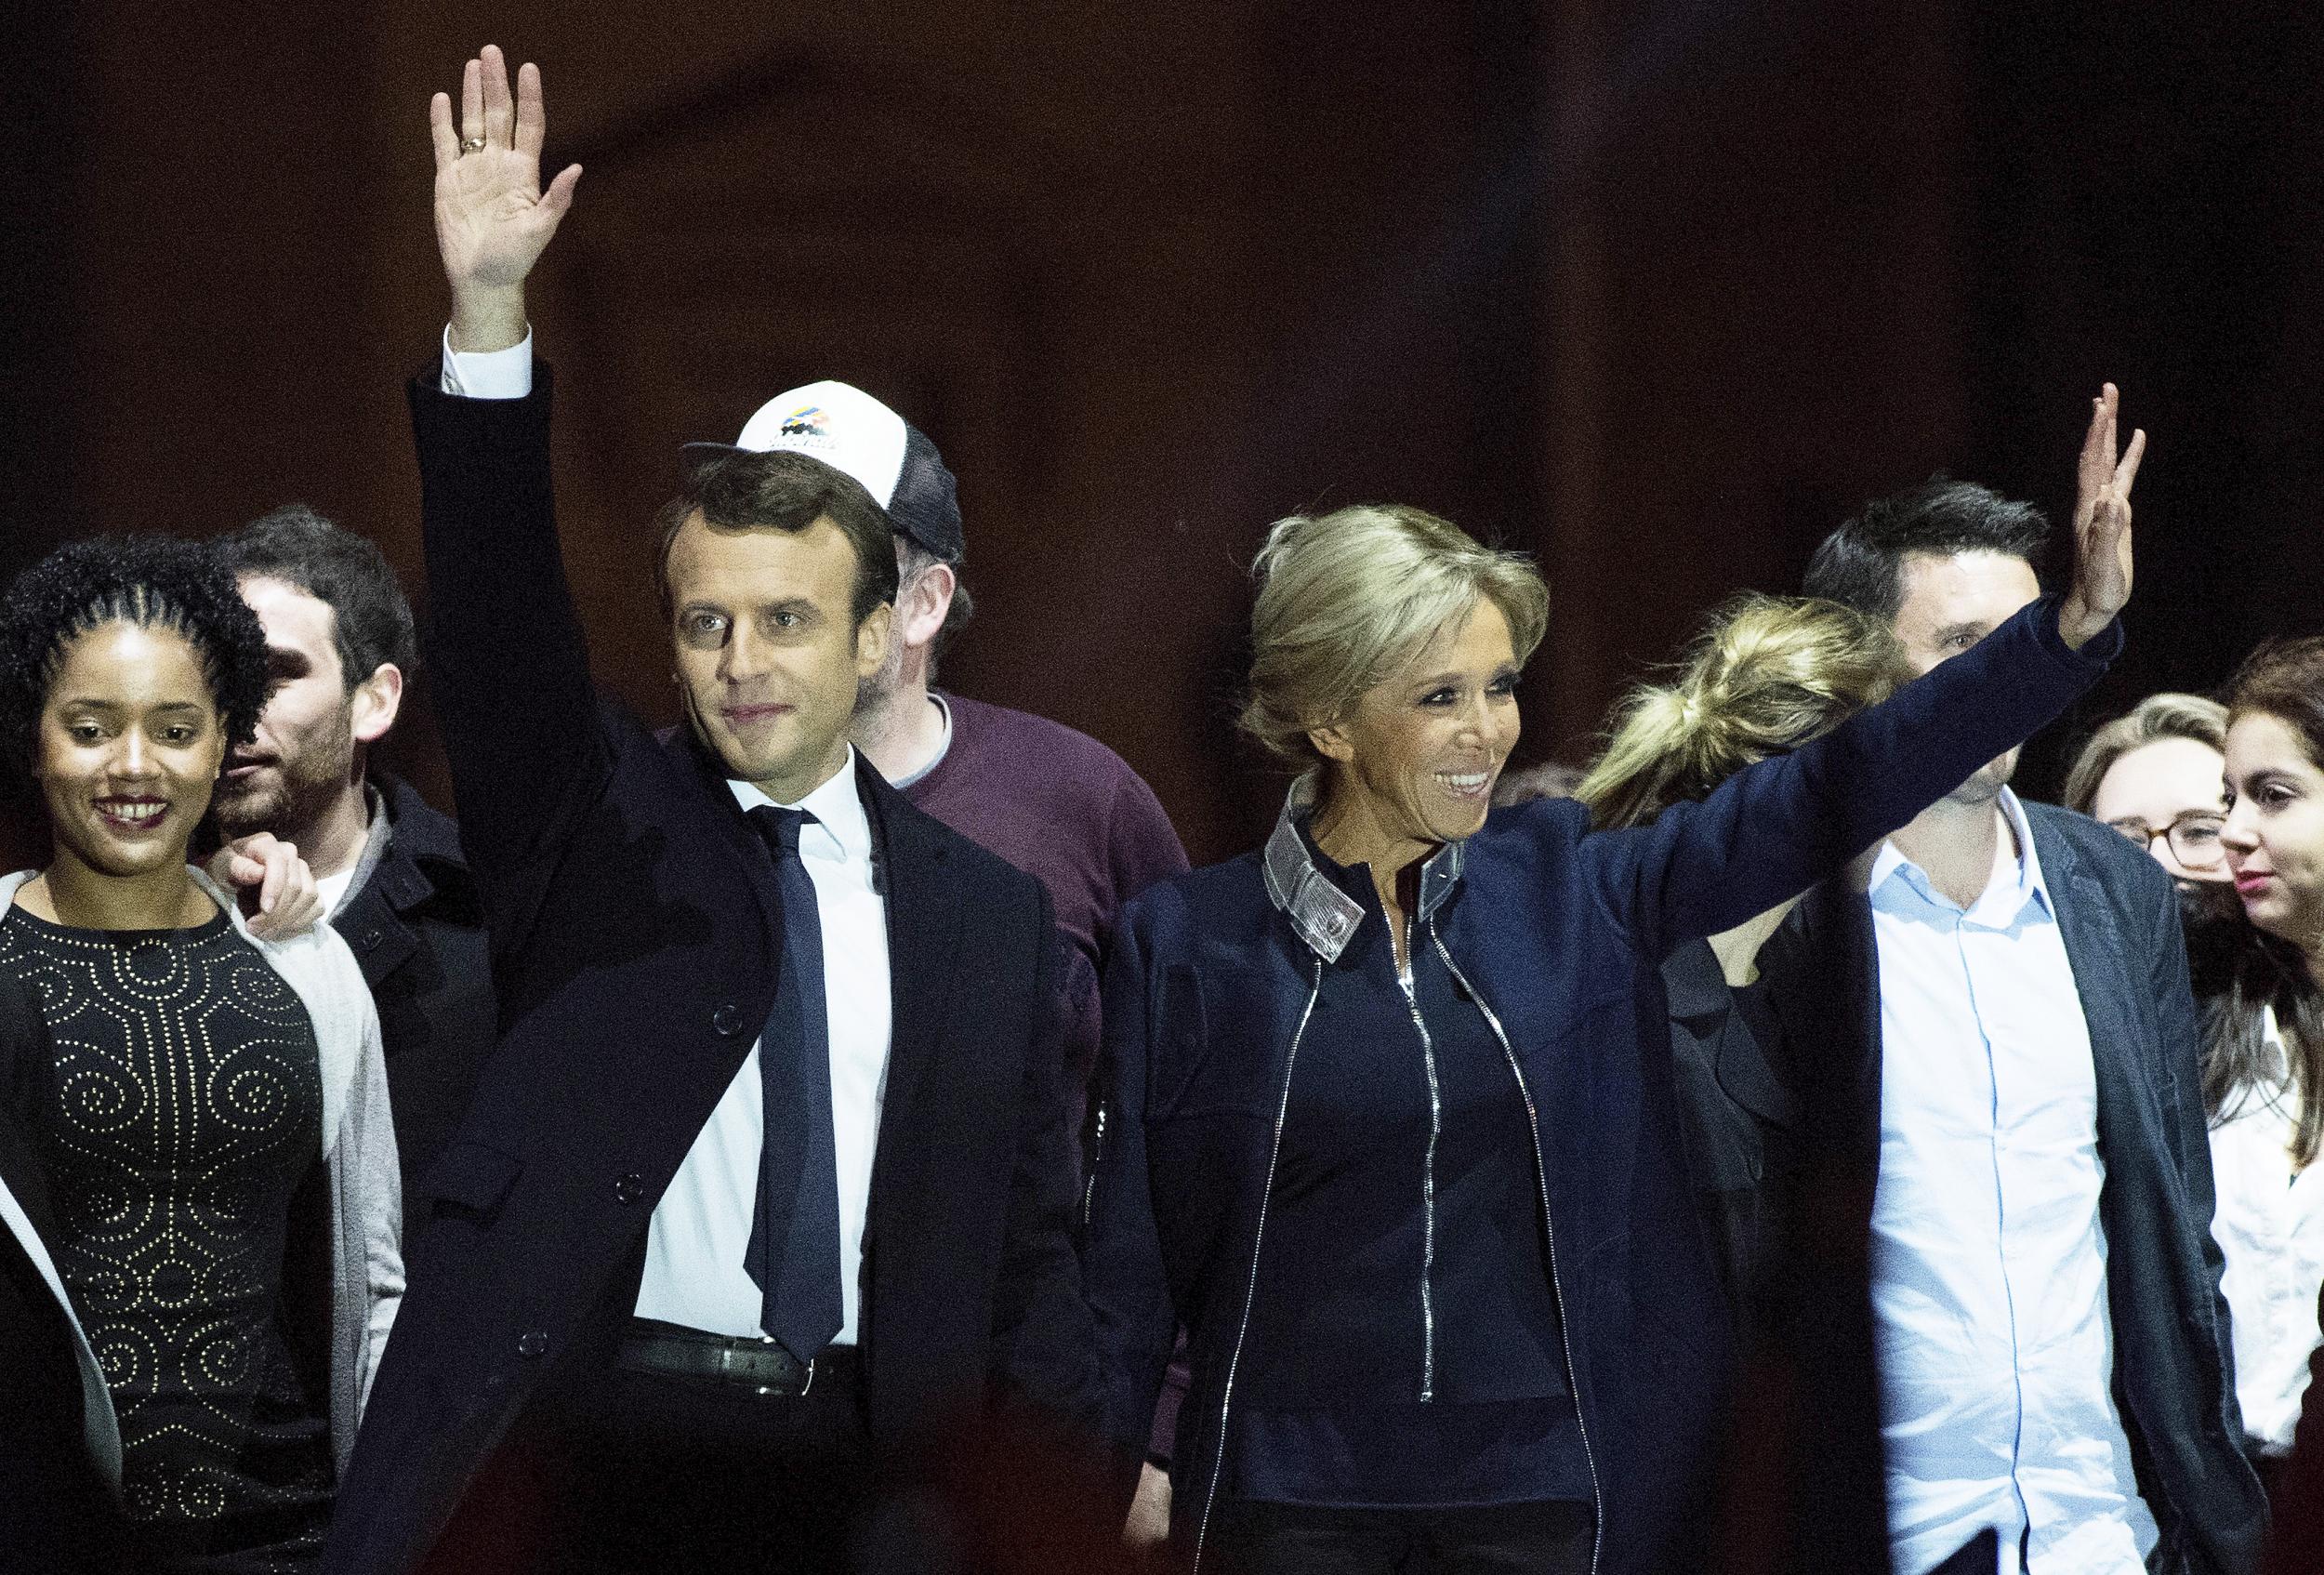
[
  {"x1": 212, "y1": 507, "x2": 495, "y2": 1207},
  {"x1": 1740, "y1": 453, "x2": 2265, "y2": 1575},
  {"x1": 324, "y1": 46, "x2": 1100, "y2": 1575}
]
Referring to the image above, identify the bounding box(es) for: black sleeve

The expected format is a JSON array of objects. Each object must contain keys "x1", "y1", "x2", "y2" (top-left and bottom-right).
[
  {"x1": 985, "y1": 884, "x2": 1106, "y2": 1433},
  {"x1": 406, "y1": 369, "x2": 613, "y2": 949}
]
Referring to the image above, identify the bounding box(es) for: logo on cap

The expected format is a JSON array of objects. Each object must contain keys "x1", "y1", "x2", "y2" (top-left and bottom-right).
[{"x1": 778, "y1": 404, "x2": 830, "y2": 440}]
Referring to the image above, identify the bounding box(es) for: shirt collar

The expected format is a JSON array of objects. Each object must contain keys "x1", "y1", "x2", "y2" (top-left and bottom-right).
[
  {"x1": 1261, "y1": 773, "x2": 1466, "y2": 963},
  {"x1": 325, "y1": 782, "x2": 394, "y2": 922},
  {"x1": 726, "y1": 748, "x2": 872, "y2": 867},
  {"x1": 885, "y1": 693, "x2": 955, "y2": 792},
  {"x1": 1869, "y1": 786, "x2": 2054, "y2": 924}
]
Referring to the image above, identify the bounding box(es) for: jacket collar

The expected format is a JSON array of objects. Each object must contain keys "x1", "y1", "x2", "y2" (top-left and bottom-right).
[
  {"x1": 1261, "y1": 774, "x2": 1466, "y2": 963},
  {"x1": 356, "y1": 774, "x2": 474, "y2": 918}
]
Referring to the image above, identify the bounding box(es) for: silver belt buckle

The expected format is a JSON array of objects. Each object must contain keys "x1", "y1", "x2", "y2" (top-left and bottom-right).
[{"x1": 746, "y1": 1332, "x2": 812, "y2": 1397}]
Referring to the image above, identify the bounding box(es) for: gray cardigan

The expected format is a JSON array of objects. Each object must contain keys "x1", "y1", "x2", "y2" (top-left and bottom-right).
[{"x1": 0, "y1": 868, "x2": 403, "y2": 1483}]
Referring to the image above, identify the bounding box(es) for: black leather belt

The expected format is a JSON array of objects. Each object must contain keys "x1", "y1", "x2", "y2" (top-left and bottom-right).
[{"x1": 618, "y1": 1319, "x2": 821, "y2": 1396}]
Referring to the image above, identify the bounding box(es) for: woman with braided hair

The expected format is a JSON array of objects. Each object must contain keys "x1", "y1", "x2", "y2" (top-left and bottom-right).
[{"x1": 0, "y1": 536, "x2": 400, "y2": 1572}]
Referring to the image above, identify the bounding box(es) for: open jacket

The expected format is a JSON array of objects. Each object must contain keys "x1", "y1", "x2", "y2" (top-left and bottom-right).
[
  {"x1": 1741, "y1": 806, "x2": 2267, "y2": 1575},
  {"x1": 1084, "y1": 595, "x2": 2119, "y2": 1575},
  {"x1": 323, "y1": 367, "x2": 1100, "y2": 1575},
  {"x1": 335, "y1": 771, "x2": 496, "y2": 1209},
  {"x1": 0, "y1": 867, "x2": 403, "y2": 1494}
]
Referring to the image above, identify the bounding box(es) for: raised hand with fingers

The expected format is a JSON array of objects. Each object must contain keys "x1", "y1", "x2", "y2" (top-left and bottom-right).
[
  {"x1": 2057, "y1": 381, "x2": 2146, "y2": 650},
  {"x1": 429, "y1": 44, "x2": 581, "y2": 353}
]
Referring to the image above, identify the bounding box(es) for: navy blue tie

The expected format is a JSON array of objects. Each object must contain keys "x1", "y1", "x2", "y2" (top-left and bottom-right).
[{"x1": 744, "y1": 805, "x2": 844, "y2": 1363}]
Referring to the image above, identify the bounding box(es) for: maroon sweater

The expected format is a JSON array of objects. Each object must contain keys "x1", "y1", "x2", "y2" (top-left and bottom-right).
[{"x1": 904, "y1": 693, "x2": 1187, "y2": 999}]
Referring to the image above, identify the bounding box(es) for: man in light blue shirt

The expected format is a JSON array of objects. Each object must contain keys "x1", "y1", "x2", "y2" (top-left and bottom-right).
[{"x1": 1763, "y1": 405, "x2": 2265, "y2": 1575}]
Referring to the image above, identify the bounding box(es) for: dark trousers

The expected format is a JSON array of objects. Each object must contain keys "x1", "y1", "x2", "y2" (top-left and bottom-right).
[
  {"x1": 428, "y1": 1339, "x2": 958, "y2": 1575},
  {"x1": 1209, "y1": 1499, "x2": 1593, "y2": 1575}
]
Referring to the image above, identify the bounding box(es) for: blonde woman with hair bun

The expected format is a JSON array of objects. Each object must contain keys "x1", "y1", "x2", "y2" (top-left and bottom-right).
[
  {"x1": 1578, "y1": 595, "x2": 1902, "y2": 1323},
  {"x1": 1084, "y1": 492, "x2": 2133, "y2": 1575}
]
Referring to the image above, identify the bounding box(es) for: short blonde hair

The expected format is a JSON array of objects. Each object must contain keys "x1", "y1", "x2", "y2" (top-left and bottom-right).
[
  {"x1": 1578, "y1": 595, "x2": 1904, "y2": 830},
  {"x1": 1239, "y1": 504, "x2": 1549, "y2": 769},
  {"x1": 2060, "y1": 692, "x2": 2229, "y2": 817}
]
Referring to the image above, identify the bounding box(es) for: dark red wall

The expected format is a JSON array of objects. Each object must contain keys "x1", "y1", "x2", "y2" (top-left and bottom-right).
[{"x1": 5, "y1": 2, "x2": 2318, "y2": 876}]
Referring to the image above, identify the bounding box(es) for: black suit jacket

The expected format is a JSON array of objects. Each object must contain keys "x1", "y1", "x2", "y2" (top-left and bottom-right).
[
  {"x1": 332, "y1": 772, "x2": 495, "y2": 1211},
  {"x1": 1745, "y1": 802, "x2": 2267, "y2": 1575},
  {"x1": 323, "y1": 370, "x2": 1100, "y2": 1575}
]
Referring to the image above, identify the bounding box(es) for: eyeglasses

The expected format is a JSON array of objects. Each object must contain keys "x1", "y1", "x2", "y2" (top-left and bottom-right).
[{"x1": 2106, "y1": 812, "x2": 2226, "y2": 869}]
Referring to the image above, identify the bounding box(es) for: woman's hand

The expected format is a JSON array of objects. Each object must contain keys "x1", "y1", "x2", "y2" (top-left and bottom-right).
[
  {"x1": 206, "y1": 832, "x2": 324, "y2": 941},
  {"x1": 2058, "y1": 382, "x2": 2146, "y2": 650}
]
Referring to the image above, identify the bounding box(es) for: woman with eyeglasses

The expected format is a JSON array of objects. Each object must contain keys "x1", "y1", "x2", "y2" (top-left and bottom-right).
[
  {"x1": 2067, "y1": 686, "x2": 2324, "y2": 1476},
  {"x1": 2064, "y1": 692, "x2": 2235, "y2": 886}
]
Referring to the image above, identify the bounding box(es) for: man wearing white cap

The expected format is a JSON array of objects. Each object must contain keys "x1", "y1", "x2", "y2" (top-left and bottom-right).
[{"x1": 691, "y1": 381, "x2": 1191, "y2": 1170}]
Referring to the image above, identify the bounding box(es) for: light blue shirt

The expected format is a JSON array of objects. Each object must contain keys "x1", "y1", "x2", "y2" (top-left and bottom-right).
[{"x1": 1868, "y1": 788, "x2": 2157, "y2": 1575}]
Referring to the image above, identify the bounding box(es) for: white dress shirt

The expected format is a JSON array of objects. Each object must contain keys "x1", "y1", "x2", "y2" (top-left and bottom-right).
[
  {"x1": 439, "y1": 339, "x2": 891, "y2": 1346},
  {"x1": 439, "y1": 324, "x2": 534, "y2": 399},
  {"x1": 1868, "y1": 788, "x2": 2158, "y2": 1575},
  {"x1": 631, "y1": 755, "x2": 893, "y2": 1343},
  {"x1": 2208, "y1": 1006, "x2": 2324, "y2": 1455}
]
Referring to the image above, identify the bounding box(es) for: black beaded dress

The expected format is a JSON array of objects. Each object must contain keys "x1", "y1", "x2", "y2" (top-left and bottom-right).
[{"x1": 0, "y1": 905, "x2": 334, "y2": 1572}]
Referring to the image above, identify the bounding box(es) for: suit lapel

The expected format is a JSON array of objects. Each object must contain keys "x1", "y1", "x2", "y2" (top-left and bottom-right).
[
  {"x1": 859, "y1": 758, "x2": 965, "y2": 1206},
  {"x1": 2032, "y1": 816, "x2": 2157, "y2": 1159}
]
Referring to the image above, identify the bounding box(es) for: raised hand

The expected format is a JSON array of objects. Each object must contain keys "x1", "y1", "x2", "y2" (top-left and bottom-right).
[
  {"x1": 2057, "y1": 382, "x2": 2145, "y2": 650},
  {"x1": 429, "y1": 45, "x2": 581, "y2": 352}
]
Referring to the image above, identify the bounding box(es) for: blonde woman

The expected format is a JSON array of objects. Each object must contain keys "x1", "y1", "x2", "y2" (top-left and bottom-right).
[
  {"x1": 1085, "y1": 444, "x2": 2133, "y2": 1575},
  {"x1": 1577, "y1": 595, "x2": 1901, "y2": 1320}
]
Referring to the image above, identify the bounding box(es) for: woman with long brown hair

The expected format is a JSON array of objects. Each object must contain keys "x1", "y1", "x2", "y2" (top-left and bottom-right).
[{"x1": 2212, "y1": 641, "x2": 2324, "y2": 1473}]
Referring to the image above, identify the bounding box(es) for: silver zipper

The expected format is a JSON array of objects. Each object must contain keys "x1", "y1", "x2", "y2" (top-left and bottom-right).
[
  {"x1": 1431, "y1": 924, "x2": 1604, "y2": 1575},
  {"x1": 1081, "y1": 1103, "x2": 1106, "y2": 1229},
  {"x1": 1397, "y1": 933, "x2": 1441, "y2": 1404},
  {"x1": 1190, "y1": 956, "x2": 1324, "y2": 1575}
]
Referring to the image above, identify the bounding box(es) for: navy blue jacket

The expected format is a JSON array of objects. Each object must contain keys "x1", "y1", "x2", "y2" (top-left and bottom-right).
[
  {"x1": 323, "y1": 372, "x2": 1100, "y2": 1575},
  {"x1": 1742, "y1": 804, "x2": 2266, "y2": 1575},
  {"x1": 1084, "y1": 597, "x2": 2117, "y2": 1575}
]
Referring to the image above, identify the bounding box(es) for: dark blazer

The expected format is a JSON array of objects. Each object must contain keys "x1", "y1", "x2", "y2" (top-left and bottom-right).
[
  {"x1": 1745, "y1": 803, "x2": 2268, "y2": 1575},
  {"x1": 323, "y1": 371, "x2": 1100, "y2": 1575},
  {"x1": 1086, "y1": 596, "x2": 2119, "y2": 1575},
  {"x1": 0, "y1": 975, "x2": 123, "y2": 1573},
  {"x1": 1660, "y1": 936, "x2": 1796, "y2": 1332},
  {"x1": 333, "y1": 771, "x2": 494, "y2": 1210}
]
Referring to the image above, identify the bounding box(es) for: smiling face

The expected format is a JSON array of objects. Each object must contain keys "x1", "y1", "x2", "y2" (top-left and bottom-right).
[
  {"x1": 1310, "y1": 596, "x2": 1521, "y2": 871},
  {"x1": 34, "y1": 620, "x2": 225, "y2": 881},
  {"x1": 2089, "y1": 735, "x2": 2230, "y2": 885},
  {"x1": 2222, "y1": 710, "x2": 2324, "y2": 953},
  {"x1": 667, "y1": 511, "x2": 892, "y2": 802},
  {"x1": 1890, "y1": 549, "x2": 2041, "y2": 803}
]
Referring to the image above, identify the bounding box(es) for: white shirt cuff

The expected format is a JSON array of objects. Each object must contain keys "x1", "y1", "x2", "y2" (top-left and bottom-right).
[{"x1": 440, "y1": 324, "x2": 534, "y2": 399}]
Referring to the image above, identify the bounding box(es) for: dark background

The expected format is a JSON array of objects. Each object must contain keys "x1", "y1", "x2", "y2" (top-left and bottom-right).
[{"x1": 3, "y1": 0, "x2": 2318, "y2": 872}]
